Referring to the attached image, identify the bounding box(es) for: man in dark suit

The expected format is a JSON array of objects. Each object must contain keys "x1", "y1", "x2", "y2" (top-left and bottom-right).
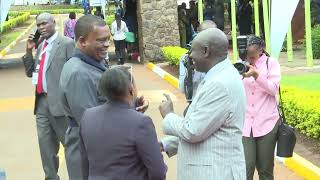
[
  {"x1": 22, "y1": 13, "x2": 75, "y2": 180},
  {"x1": 80, "y1": 67, "x2": 167, "y2": 180},
  {"x1": 60, "y1": 15, "x2": 149, "y2": 180}
]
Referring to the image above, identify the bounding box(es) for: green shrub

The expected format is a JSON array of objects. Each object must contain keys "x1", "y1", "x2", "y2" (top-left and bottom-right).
[
  {"x1": 9, "y1": 9, "x2": 84, "y2": 15},
  {"x1": 8, "y1": 11, "x2": 23, "y2": 18},
  {"x1": 2, "y1": 12, "x2": 30, "y2": 33},
  {"x1": 106, "y1": 15, "x2": 115, "y2": 26},
  {"x1": 304, "y1": 25, "x2": 320, "y2": 59},
  {"x1": 30, "y1": 9, "x2": 84, "y2": 15},
  {"x1": 10, "y1": 5, "x2": 82, "y2": 11},
  {"x1": 281, "y1": 86, "x2": 320, "y2": 139},
  {"x1": 161, "y1": 46, "x2": 188, "y2": 65}
]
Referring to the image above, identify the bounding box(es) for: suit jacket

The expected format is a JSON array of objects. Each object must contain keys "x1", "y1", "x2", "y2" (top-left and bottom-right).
[
  {"x1": 22, "y1": 34, "x2": 75, "y2": 116},
  {"x1": 60, "y1": 55, "x2": 106, "y2": 124},
  {"x1": 162, "y1": 59, "x2": 246, "y2": 180},
  {"x1": 80, "y1": 101, "x2": 167, "y2": 180}
]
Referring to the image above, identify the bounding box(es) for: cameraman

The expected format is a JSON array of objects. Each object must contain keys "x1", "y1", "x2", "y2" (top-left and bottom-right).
[
  {"x1": 241, "y1": 35, "x2": 281, "y2": 180},
  {"x1": 179, "y1": 20, "x2": 217, "y2": 113}
]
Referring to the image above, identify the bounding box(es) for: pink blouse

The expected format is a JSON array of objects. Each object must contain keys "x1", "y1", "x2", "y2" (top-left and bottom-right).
[{"x1": 242, "y1": 54, "x2": 281, "y2": 137}]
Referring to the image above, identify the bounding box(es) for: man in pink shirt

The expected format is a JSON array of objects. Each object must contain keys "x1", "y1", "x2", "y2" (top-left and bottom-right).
[{"x1": 241, "y1": 35, "x2": 281, "y2": 180}]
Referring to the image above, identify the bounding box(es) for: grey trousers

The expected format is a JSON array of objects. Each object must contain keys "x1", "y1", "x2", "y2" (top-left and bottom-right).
[
  {"x1": 65, "y1": 122, "x2": 82, "y2": 180},
  {"x1": 242, "y1": 120, "x2": 280, "y2": 180},
  {"x1": 36, "y1": 96, "x2": 68, "y2": 180}
]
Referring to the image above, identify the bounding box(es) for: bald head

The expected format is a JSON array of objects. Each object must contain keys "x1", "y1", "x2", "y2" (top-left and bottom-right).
[
  {"x1": 36, "y1": 13, "x2": 56, "y2": 39},
  {"x1": 198, "y1": 20, "x2": 217, "y2": 32},
  {"x1": 36, "y1": 13, "x2": 55, "y2": 23},
  {"x1": 195, "y1": 28, "x2": 228, "y2": 58},
  {"x1": 191, "y1": 28, "x2": 229, "y2": 72}
]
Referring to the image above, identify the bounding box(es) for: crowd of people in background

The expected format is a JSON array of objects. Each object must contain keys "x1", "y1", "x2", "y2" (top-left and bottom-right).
[
  {"x1": 177, "y1": 0, "x2": 259, "y2": 48},
  {"x1": 177, "y1": 0, "x2": 320, "y2": 49},
  {"x1": 64, "y1": 0, "x2": 138, "y2": 65}
]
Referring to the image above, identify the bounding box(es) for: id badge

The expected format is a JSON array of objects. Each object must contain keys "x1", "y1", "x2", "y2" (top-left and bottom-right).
[{"x1": 32, "y1": 72, "x2": 38, "y2": 85}]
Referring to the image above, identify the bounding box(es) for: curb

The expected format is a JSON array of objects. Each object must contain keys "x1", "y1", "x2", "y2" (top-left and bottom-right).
[
  {"x1": 146, "y1": 62, "x2": 320, "y2": 180},
  {"x1": 277, "y1": 153, "x2": 320, "y2": 179},
  {"x1": 146, "y1": 63, "x2": 179, "y2": 89},
  {"x1": 0, "y1": 21, "x2": 36, "y2": 59}
]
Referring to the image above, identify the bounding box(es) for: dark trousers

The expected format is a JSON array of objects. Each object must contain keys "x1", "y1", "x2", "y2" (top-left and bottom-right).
[
  {"x1": 114, "y1": 40, "x2": 126, "y2": 65},
  {"x1": 242, "y1": 120, "x2": 280, "y2": 180}
]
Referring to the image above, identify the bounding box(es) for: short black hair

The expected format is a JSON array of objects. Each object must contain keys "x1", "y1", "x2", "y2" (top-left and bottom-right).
[
  {"x1": 99, "y1": 66, "x2": 134, "y2": 100},
  {"x1": 247, "y1": 35, "x2": 270, "y2": 56},
  {"x1": 74, "y1": 15, "x2": 106, "y2": 41},
  {"x1": 69, "y1": 12, "x2": 76, "y2": 19}
]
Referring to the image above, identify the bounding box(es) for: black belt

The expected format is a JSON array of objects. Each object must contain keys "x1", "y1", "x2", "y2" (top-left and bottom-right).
[{"x1": 37, "y1": 92, "x2": 47, "y2": 97}]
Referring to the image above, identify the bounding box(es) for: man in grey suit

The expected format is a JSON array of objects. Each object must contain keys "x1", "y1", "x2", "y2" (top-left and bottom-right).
[
  {"x1": 59, "y1": 15, "x2": 149, "y2": 180},
  {"x1": 80, "y1": 67, "x2": 167, "y2": 180},
  {"x1": 22, "y1": 13, "x2": 75, "y2": 180},
  {"x1": 159, "y1": 28, "x2": 246, "y2": 180}
]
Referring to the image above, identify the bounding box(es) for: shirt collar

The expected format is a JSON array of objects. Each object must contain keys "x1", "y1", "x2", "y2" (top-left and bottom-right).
[
  {"x1": 45, "y1": 32, "x2": 58, "y2": 45},
  {"x1": 255, "y1": 53, "x2": 268, "y2": 66},
  {"x1": 204, "y1": 57, "x2": 231, "y2": 82},
  {"x1": 73, "y1": 48, "x2": 107, "y2": 72}
]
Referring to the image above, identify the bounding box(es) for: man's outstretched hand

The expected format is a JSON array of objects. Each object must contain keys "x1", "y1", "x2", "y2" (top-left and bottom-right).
[{"x1": 159, "y1": 94, "x2": 174, "y2": 118}]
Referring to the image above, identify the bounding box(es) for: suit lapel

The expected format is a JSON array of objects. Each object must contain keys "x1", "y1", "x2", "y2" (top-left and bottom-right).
[{"x1": 46, "y1": 36, "x2": 61, "y2": 72}]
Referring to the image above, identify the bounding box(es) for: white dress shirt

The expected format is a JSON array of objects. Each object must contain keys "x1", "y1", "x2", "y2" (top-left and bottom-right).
[
  {"x1": 39, "y1": 32, "x2": 58, "y2": 93},
  {"x1": 111, "y1": 20, "x2": 129, "y2": 41}
]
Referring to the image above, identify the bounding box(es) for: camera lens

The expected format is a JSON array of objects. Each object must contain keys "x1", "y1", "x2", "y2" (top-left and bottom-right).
[{"x1": 234, "y1": 62, "x2": 248, "y2": 75}]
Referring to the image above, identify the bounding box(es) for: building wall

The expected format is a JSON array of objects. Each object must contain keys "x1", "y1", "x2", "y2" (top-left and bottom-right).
[{"x1": 139, "y1": 0, "x2": 180, "y2": 60}]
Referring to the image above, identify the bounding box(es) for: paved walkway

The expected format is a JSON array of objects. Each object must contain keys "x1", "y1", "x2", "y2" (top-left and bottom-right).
[{"x1": 0, "y1": 14, "x2": 303, "y2": 180}]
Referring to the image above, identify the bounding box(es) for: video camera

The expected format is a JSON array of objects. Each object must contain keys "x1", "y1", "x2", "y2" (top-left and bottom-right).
[{"x1": 233, "y1": 36, "x2": 250, "y2": 75}]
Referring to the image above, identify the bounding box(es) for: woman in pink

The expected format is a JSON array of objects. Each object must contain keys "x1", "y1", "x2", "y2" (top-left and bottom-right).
[
  {"x1": 241, "y1": 35, "x2": 281, "y2": 180},
  {"x1": 64, "y1": 12, "x2": 77, "y2": 40}
]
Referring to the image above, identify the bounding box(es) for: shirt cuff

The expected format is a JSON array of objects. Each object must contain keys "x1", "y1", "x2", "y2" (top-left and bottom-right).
[{"x1": 160, "y1": 140, "x2": 167, "y2": 152}]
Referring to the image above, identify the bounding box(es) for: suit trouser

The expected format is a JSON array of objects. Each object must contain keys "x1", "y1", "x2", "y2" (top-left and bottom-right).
[
  {"x1": 65, "y1": 119, "x2": 82, "y2": 180},
  {"x1": 242, "y1": 120, "x2": 280, "y2": 180},
  {"x1": 179, "y1": 26, "x2": 187, "y2": 48},
  {"x1": 36, "y1": 95, "x2": 68, "y2": 180}
]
